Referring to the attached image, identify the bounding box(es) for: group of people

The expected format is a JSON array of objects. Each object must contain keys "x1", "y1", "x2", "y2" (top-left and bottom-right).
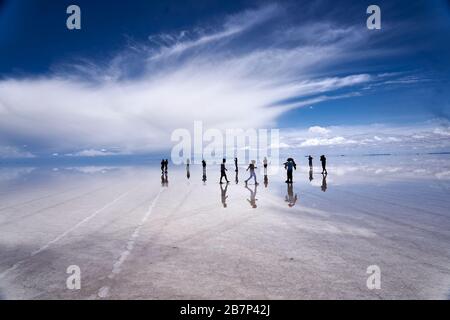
[
  {"x1": 161, "y1": 155, "x2": 328, "y2": 187},
  {"x1": 161, "y1": 156, "x2": 328, "y2": 208},
  {"x1": 218, "y1": 155, "x2": 327, "y2": 185}
]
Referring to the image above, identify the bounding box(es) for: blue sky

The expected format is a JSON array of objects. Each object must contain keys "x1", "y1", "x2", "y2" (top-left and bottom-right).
[{"x1": 0, "y1": 0, "x2": 450, "y2": 158}]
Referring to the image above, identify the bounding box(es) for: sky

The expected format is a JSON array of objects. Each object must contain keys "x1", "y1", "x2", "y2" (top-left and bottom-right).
[{"x1": 0, "y1": 0, "x2": 450, "y2": 159}]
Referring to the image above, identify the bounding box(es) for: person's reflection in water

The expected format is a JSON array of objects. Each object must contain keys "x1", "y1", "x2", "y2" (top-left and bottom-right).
[
  {"x1": 285, "y1": 183, "x2": 297, "y2": 207},
  {"x1": 264, "y1": 175, "x2": 268, "y2": 188},
  {"x1": 220, "y1": 183, "x2": 228, "y2": 208},
  {"x1": 309, "y1": 168, "x2": 314, "y2": 182},
  {"x1": 245, "y1": 184, "x2": 258, "y2": 208},
  {"x1": 235, "y1": 171, "x2": 239, "y2": 184},
  {"x1": 321, "y1": 173, "x2": 327, "y2": 192},
  {"x1": 161, "y1": 173, "x2": 169, "y2": 187}
]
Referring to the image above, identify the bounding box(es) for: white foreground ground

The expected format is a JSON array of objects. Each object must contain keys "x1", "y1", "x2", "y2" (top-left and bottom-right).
[{"x1": 0, "y1": 155, "x2": 450, "y2": 299}]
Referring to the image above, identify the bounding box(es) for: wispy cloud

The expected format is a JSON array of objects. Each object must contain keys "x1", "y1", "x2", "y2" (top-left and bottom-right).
[{"x1": 0, "y1": 4, "x2": 424, "y2": 157}]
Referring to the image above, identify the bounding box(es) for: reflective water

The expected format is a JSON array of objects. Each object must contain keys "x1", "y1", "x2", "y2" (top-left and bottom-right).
[{"x1": 0, "y1": 154, "x2": 449, "y2": 299}]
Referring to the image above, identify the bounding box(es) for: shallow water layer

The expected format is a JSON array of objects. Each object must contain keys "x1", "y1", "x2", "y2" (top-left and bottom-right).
[{"x1": 0, "y1": 154, "x2": 449, "y2": 299}]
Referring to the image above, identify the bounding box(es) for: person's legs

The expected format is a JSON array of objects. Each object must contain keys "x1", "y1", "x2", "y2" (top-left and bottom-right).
[
  {"x1": 252, "y1": 172, "x2": 258, "y2": 184},
  {"x1": 287, "y1": 170, "x2": 293, "y2": 183}
]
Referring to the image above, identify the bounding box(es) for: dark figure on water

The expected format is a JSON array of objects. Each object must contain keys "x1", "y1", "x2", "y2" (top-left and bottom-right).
[
  {"x1": 186, "y1": 159, "x2": 190, "y2": 179},
  {"x1": 234, "y1": 157, "x2": 238, "y2": 172},
  {"x1": 263, "y1": 157, "x2": 268, "y2": 175},
  {"x1": 321, "y1": 174, "x2": 327, "y2": 192},
  {"x1": 220, "y1": 158, "x2": 230, "y2": 184},
  {"x1": 161, "y1": 173, "x2": 168, "y2": 187},
  {"x1": 264, "y1": 175, "x2": 268, "y2": 188},
  {"x1": 284, "y1": 158, "x2": 297, "y2": 183},
  {"x1": 320, "y1": 155, "x2": 327, "y2": 175},
  {"x1": 308, "y1": 155, "x2": 313, "y2": 169},
  {"x1": 309, "y1": 168, "x2": 313, "y2": 182},
  {"x1": 160, "y1": 159, "x2": 165, "y2": 173},
  {"x1": 285, "y1": 183, "x2": 298, "y2": 207},
  {"x1": 202, "y1": 159, "x2": 207, "y2": 182},
  {"x1": 220, "y1": 183, "x2": 228, "y2": 208},
  {"x1": 164, "y1": 159, "x2": 169, "y2": 173}
]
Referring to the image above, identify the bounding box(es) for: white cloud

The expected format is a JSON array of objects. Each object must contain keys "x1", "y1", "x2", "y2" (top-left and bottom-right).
[
  {"x1": 300, "y1": 136, "x2": 357, "y2": 147},
  {"x1": 280, "y1": 121, "x2": 450, "y2": 154},
  {"x1": 308, "y1": 126, "x2": 330, "y2": 135},
  {"x1": 0, "y1": 4, "x2": 416, "y2": 157},
  {"x1": 70, "y1": 149, "x2": 116, "y2": 157},
  {"x1": 433, "y1": 127, "x2": 450, "y2": 136},
  {"x1": 0, "y1": 146, "x2": 35, "y2": 159}
]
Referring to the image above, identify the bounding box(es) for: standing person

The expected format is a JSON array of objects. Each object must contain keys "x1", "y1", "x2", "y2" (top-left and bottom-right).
[
  {"x1": 309, "y1": 168, "x2": 314, "y2": 182},
  {"x1": 202, "y1": 159, "x2": 207, "y2": 183},
  {"x1": 320, "y1": 155, "x2": 327, "y2": 175},
  {"x1": 164, "y1": 159, "x2": 169, "y2": 173},
  {"x1": 284, "y1": 158, "x2": 297, "y2": 183},
  {"x1": 308, "y1": 155, "x2": 313, "y2": 169},
  {"x1": 202, "y1": 159, "x2": 206, "y2": 173},
  {"x1": 160, "y1": 159, "x2": 165, "y2": 173},
  {"x1": 220, "y1": 158, "x2": 230, "y2": 184},
  {"x1": 234, "y1": 157, "x2": 238, "y2": 172},
  {"x1": 263, "y1": 157, "x2": 268, "y2": 175},
  {"x1": 245, "y1": 160, "x2": 258, "y2": 185}
]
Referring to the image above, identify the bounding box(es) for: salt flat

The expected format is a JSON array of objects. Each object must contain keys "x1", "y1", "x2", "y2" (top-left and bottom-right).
[{"x1": 0, "y1": 155, "x2": 450, "y2": 299}]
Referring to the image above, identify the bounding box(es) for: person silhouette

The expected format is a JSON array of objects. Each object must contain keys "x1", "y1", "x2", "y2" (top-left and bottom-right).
[
  {"x1": 164, "y1": 159, "x2": 169, "y2": 173},
  {"x1": 320, "y1": 155, "x2": 327, "y2": 175},
  {"x1": 245, "y1": 184, "x2": 258, "y2": 208},
  {"x1": 234, "y1": 157, "x2": 238, "y2": 172},
  {"x1": 160, "y1": 159, "x2": 165, "y2": 174},
  {"x1": 263, "y1": 157, "x2": 268, "y2": 175},
  {"x1": 309, "y1": 168, "x2": 314, "y2": 182},
  {"x1": 308, "y1": 155, "x2": 313, "y2": 169},
  {"x1": 285, "y1": 183, "x2": 298, "y2": 207},
  {"x1": 220, "y1": 183, "x2": 228, "y2": 208},
  {"x1": 284, "y1": 158, "x2": 297, "y2": 183},
  {"x1": 220, "y1": 158, "x2": 230, "y2": 184},
  {"x1": 202, "y1": 159, "x2": 207, "y2": 182},
  {"x1": 321, "y1": 174, "x2": 328, "y2": 192},
  {"x1": 235, "y1": 171, "x2": 239, "y2": 184},
  {"x1": 264, "y1": 175, "x2": 268, "y2": 188},
  {"x1": 245, "y1": 160, "x2": 258, "y2": 185}
]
